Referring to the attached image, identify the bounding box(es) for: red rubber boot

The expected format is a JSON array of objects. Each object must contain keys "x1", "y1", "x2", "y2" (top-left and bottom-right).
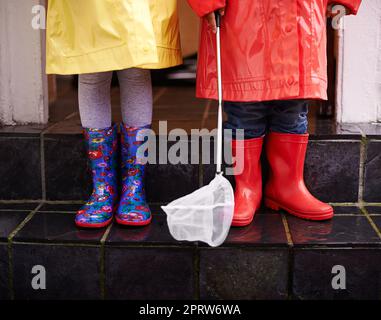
[
  {"x1": 231, "y1": 137, "x2": 264, "y2": 227},
  {"x1": 264, "y1": 132, "x2": 333, "y2": 220}
]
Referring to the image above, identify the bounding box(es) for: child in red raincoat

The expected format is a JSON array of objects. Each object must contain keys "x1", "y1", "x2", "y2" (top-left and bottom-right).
[{"x1": 188, "y1": 0, "x2": 362, "y2": 226}]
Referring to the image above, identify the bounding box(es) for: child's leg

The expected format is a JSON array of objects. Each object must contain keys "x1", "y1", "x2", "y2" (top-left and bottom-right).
[
  {"x1": 224, "y1": 101, "x2": 266, "y2": 226},
  {"x1": 76, "y1": 72, "x2": 117, "y2": 228},
  {"x1": 117, "y1": 68, "x2": 153, "y2": 127},
  {"x1": 78, "y1": 71, "x2": 113, "y2": 129},
  {"x1": 224, "y1": 101, "x2": 268, "y2": 139},
  {"x1": 265, "y1": 99, "x2": 333, "y2": 220},
  {"x1": 115, "y1": 68, "x2": 153, "y2": 226},
  {"x1": 269, "y1": 99, "x2": 308, "y2": 134}
]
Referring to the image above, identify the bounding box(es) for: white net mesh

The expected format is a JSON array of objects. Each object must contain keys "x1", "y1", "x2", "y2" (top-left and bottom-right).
[{"x1": 162, "y1": 174, "x2": 234, "y2": 247}]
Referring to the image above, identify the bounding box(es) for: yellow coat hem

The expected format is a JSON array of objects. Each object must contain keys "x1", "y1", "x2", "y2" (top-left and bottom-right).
[{"x1": 46, "y1": 45, "x2": 183, "y2": 75}]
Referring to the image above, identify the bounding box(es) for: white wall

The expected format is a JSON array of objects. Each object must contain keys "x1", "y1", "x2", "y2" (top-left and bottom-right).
[
  {"x1": 336, "y1": 0, "x2": 381, "y2": 123},
  {"x1": 0, "y1": 0, "x2": 48, "y2": 125}
]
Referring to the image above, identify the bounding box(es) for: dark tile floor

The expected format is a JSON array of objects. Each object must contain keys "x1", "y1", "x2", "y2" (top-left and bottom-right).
[
  {"x1": 286, "y1": 215, "x2": 380, "y2": 247},
  {"x1": 0, "y1": 243, "x2": 9, "y2": 300},
  {"x1": 105, "y1": 247, "x2": 195, "y2": 300},
  {"x1": 0, "y1": 137, "x2": 42, "y2": 200},
  {"x1": 304, "y1": 140, "x2": 361, "y2": 203},
  {"x1": 0, "y1": 202, "x2": 380, "y2": 299},
  {"x1": 364, "y1": 141, "x2": 381, "y2": 202},
  {"x1": 12, "y1": 244, "x2": 102, "y2": 300},
  {"x1": 293, "y1": 248, "x2": 381, "y2": 300},
  {"x1": 1, "y1": 81, "x2": 381, "y2": 299},
  {"x1": 223, "y1": 213, "x2": 288, "y2": 247},
  {"x1": 0, "y1": 211, "x2": 30, "y2": 241},
  {"x1": 2, "y1": 203, "x2": 378, "y2": 248},
  {"x1": 106, "y1": 211, "x2": 184, "y2": 246},
  {"x1": 13, "y1": 211, "x2": 105, "y2": 244},
  {"x1": 1, "y1": 204, "x2": 380, "y2": 242},
  {"x1": 199, "y1": 247, "x2": 289, "y2": 300}
]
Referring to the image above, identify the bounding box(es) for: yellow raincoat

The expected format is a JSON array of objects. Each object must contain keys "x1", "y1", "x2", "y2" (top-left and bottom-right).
[{"x1": 46, "y1": 0, "x2": 182, "y2": 75}]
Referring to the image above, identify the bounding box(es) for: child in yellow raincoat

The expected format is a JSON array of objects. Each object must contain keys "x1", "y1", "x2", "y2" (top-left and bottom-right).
[{"x1": 46, "y1": 0, "x2": 182, "y2": 228}]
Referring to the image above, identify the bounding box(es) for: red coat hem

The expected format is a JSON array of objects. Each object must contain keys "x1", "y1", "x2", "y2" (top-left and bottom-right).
[{"x1": 196, "y1": 82, "x2": 328, "y2": 102}]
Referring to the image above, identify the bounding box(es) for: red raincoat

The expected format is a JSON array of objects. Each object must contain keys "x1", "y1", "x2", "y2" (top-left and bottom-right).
[{"x1": 188, "y1": 0, "x2": 362, "y2": 102}]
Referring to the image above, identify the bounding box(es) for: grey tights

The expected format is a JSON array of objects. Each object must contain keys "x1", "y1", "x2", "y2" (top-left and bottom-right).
[{"x1": 78, "y1": 68, "x2": 153, "y2": 129}]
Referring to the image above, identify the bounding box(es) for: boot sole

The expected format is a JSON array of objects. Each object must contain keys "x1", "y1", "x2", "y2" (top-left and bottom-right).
[
  {"x1": 75, "y1": 217, "x2": 113, "y2": 229},
  {"x1": 231, "y1": 215, "x2": 254, "y2": 227},
  {"x1": 264, "y1": 198, "x2": 333, "y2": 221},
  {"x1": 115, "y1": 215, "x2": 152, "y2": 226}
]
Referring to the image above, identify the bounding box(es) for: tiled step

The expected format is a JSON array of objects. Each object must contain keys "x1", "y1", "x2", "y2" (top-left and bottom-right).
[
  {"x1": 0, "y1": 203, "x2": 381, "y2": 300},
  {"x1": 0, "y1": 122, "x2": 381, "y2": 203}
]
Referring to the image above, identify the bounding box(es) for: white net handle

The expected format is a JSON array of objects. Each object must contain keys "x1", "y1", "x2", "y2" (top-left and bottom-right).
[{"x1": 216, "y1": 12, "x2": 223, "y2": 175}]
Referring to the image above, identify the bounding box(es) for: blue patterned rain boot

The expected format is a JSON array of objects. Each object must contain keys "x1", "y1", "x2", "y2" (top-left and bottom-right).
[
  {"x1": 75, "y1": 125, "x2": 118, "y2": 228},
  {"x1": 116, "y1": 124, "x2": 152, "y2": 226}
]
